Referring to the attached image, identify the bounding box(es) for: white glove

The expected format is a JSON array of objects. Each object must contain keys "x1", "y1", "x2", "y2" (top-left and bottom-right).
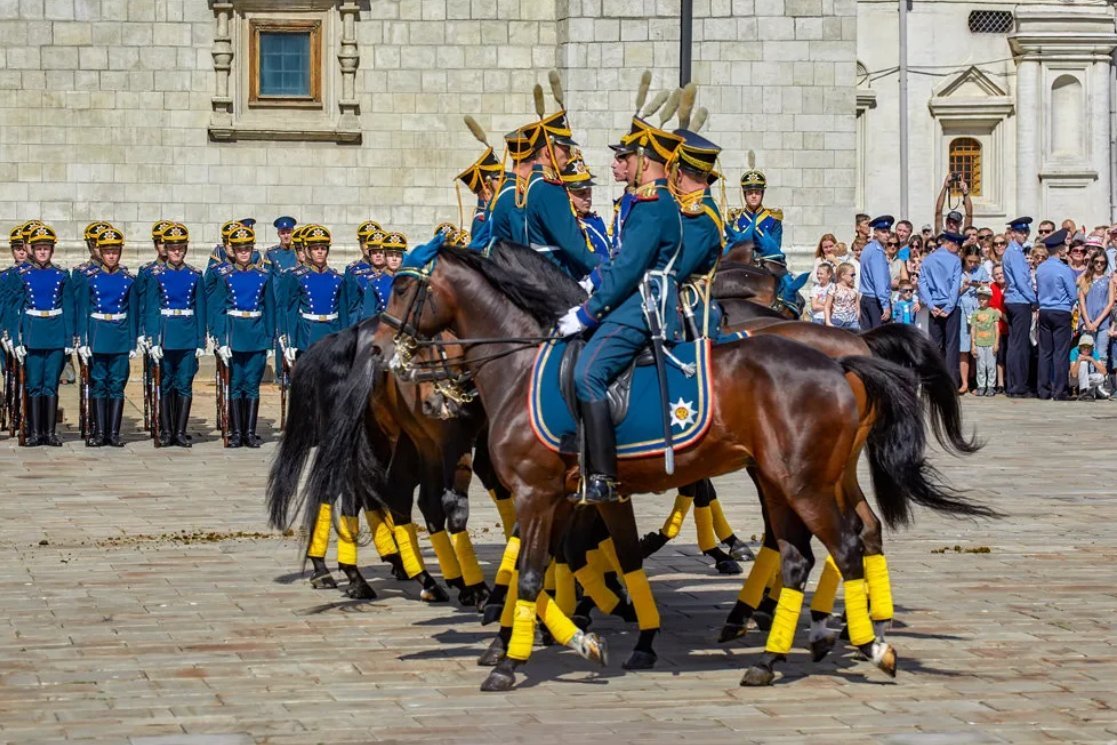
[
  {"x1": 556, "y1": 307, "x2": 587, "y2": 337},
  {"x1": 128, "y1": 350, "x2": 137, "y2": 359},
  {"x1": 14, "y1": 345, "x2": 27, "y2": 363},
  {"x1": 284, "y1": 346, "x2": 297, "y2": 365},
  {"x1": 149, "y1": 345, "x2": 164, "y2": 362},
  {"x1": 217, "y1": 345, "x2": 232, "y2": 363},
  {"x1": 195, "y1": 347, "x2": 205, "y2": 359},
  {"x1": 1, "y1": 337, "x2": 12, "y2": 354},
  {"x1": 65, "y1": 346, "x2": 75, "y2": 355},
  {"x1": 579, "y1": 276, "x2": 595, "y2": 293},
  {"x1": 77, "y1": 345, "x2": 92, "y2": 363},
  {"x1": 137, "y1": 335, "x2": 149, "y2": 350}
]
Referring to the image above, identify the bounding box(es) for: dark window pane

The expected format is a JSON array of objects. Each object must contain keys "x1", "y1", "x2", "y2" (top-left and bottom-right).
[{"x1": 259, "y1": 31, "x2": 310, "y2": 97}]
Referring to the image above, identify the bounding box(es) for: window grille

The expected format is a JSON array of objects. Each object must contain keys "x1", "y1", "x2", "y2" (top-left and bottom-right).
[
  {"x1": 968, "y1": 10, "x2": 1013, "y2": 34},
  {"x1": 949, "y1": 137, "x2": 982, "y2": 197}
]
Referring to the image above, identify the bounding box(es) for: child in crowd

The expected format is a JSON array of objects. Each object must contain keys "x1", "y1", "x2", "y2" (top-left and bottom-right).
[
  {"x1": 969, "y1": 286, "x2": 1001, "y2": 396},
  {"x1": 1069, "y1": 334, "x2": 1111, "y2": 400},
  {"x1": 893, "y1": 281, "x2": 916, "y2": 325},
  {"x1": 826, "y1": 262, "x2": 860, "y2": 330},
  {"x1": 810, "y1": 261, "x2": 835, "y2": 324}
]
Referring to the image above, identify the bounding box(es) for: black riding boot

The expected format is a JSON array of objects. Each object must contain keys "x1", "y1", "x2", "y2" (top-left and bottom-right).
[
  {"x1": 158, "y1": 391, "x2": 174, "y2": 446},
  {"x1": 43, "y1": 396, "x2": 62, "y2": 446},
  {"x1": 86, "y1": 398, "x2": 105, "y2": 447},
  {"x1": 226, "y1": 399, "x2": 242, "y2": 448},
  {"x1": 106, "y1": 399, "x2": 125, "y2": 447},
  {"x1": 24, "y1": 396, "x2": 41, "y2": 446},
  {"x1": 244, "y1": 399, "x2": 261, "y2": 448},
  {"x1": 173, "y1": 395, "x2": 192, "y2": 448},
  {"x1": 579, "y1": 399, "x2": 618, "y2": 503}
]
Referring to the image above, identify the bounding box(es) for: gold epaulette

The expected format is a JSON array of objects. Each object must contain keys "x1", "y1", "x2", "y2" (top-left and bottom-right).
[
  {"x1": 727, "y1": 207, "x2": 743, "y2": 223},
  {"x1": 768, "y1": 207, "x2": 783, "y2": 221},
  {"x1": 635, "y1": 182, "x2": 659, "y2": 201}
]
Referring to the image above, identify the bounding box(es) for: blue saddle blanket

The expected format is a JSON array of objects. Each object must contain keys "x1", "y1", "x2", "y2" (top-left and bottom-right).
[{"x1": 528, "y1": 339, "x2": 714, "y2": 459}]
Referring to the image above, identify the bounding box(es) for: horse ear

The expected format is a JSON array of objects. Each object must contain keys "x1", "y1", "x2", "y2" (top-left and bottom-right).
[{"x1": 790, "y1": 272, "x2": 811, "y2": 292}]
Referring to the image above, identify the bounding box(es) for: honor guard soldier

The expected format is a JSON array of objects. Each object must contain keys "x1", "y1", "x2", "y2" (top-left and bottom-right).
[
  {"x1": 554, "y1": 109, "x2": 686, "y2": 503},
  {"x1": 209, "y1": 219, "x2": 263, "y2": 270},
  {"x1": 280, "y1": 225, "x2": 349, "y2": 365},
  {"x1": 265, "y1": 216, "x2": 299, "y2": 272},
  {"x1": 561, "y1": 155, "x2": 611, "y2": 257},
  {"x1": 136, "y1": 221, "x2": 173, "y2": 359},
  {"x1": 145, "y1": 223, "x2": 207, "y2": 447},
  {"x1": 76, "y1": 228, "x2": 138, "y2": 447},
  {"x1": 79, "y1": 222, "x2": 112, "y2": 274},
  {"x1": 291, "y1": 225, "x2": 308, "y2": 267},
  {"x1": 1035, "y1": 228, "x2": 1077, "y2": 400},
  {"x1": 730, "y1": 169, "x2": 784, "y2": 262},
  {"x1": 1, "y1": 227, "x2": 32, "y2": 386},
  {"x1": 859, "y1": 215, "x2": 895, "y2": 329},
  {"x1": 9, "y1": 225, "x2": 74, "y2": 446},
  {"x1": 370, "y1": 231, "x2": 407, "y2": 314},
  {"x1": 672, "y1": 126, "x2": 725, "y2": 297},
  {"x1": 608, "y1": 144, "x2": 638, "y2": 254},
  {"x1": 212, "y1": 225, "x2": 274, "y2": 447},
  {"x1": 343, "y1": 221, "x2": 383, "y2": 323},
  {"x1": 455, "y1": 133, "x2": 505, "y2": 248},
  {"x1": 1003, "y1": 216, "x2": 1037, "y2": 397},
  {"x1": 918, "y1": 231, "x2": 964, "y2": 388}
]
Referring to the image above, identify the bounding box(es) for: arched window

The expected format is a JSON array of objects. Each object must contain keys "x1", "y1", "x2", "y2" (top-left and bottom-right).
[
  {"x1": 1051, "y1": 75, "x2": 1084, "y2": 157},
  {"x1": 948, "y1": 137, "x2": 982, "y2": 197}
]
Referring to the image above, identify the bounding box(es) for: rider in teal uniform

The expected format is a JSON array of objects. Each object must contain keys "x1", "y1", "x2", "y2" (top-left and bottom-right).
[
  {"x1": 728, "y1": 170, "x2": 783, "y2": 262},
  {"x1": 457, "y1": 146, "x2": 504, "y2": 249},
  {"x1": 561, "y1": 154, "x2": 611, "y2": 258},
  {"x1": 555, "y1": 117, "x2": 686, "y2": 503}
]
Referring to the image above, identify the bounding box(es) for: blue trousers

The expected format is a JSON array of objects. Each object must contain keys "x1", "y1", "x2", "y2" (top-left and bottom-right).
[
  {"x1": 159, "y1": 349, "x2": 198, "y2": 397},
  {"x1": 230, "y1": 350, "x2": 266, "y2": 400},
  {"x1": 927, "y1": 308, "x2": 961, "y2": 389},
  {"x1": 573, "y1": 322, "x2": 649, "y2": 402},
  {"x1": 1004, "y1": 302, "x2": 1033, "y2": 395},
  {"x1": 25, "y1": 348, "x2": 65, "y2": 397},
  {"x1": 1036, "y1": 309, "x2": 1072, "y2": 400},
  {"x1": 90, "y1": 353, "x2": 130, "y2": 399}
]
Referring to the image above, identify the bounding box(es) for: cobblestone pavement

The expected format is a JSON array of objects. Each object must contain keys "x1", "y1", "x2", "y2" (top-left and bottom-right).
[{"x1": 2, "y1": 365, "x2": 1117, "y2": 744}]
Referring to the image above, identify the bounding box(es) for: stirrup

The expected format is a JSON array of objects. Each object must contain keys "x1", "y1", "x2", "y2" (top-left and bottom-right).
[{"x1": 570, "y1": 475, "x2": 625, "y2": 506}]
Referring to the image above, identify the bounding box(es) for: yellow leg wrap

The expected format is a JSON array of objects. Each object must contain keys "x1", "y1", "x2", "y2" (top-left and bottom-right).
[
  {"x1": 623, "y1": 569, "x2": 661, "y2": 631},
  {"x1": 490, "y1": 490, "x2": 517, "y2": 538},
  {"x1": 428, "y1": 530, "x2": 461, "y2": 582},
  {"x1": 544, "y1": 561, "x2": 556, "y2": 593},
  {"x1": 393, "y1": 524, "x2": 425, "y2": 579},
  {"x1": 809, "y1": 555, "x2": 842, "y2": 615},
  {"x1": 536, "y1": 592, "x2": 578, "y2": 646},
  {"x1": 336, "y1": 515, "x2": 359, "y2": 566},
  {"x1": 768, "y1": 574, "x2": 784, "y2": 603},
  {"x1": 709, "y1": 499, "x2": 734, "y2": 543},
  {"x1": 507, "y1": 599, "x2": 537, "y2": 661},
  {"x1": 586, "y1": 548, "x2": 609, "y2": 577},
  {"x1": 500, "y1": 571, "x2": 519, "y2": 628},
  {"x1": 844, "y1": 578, "x2": 875, "y2": 646},
  {"x1": 693, "y1": 505, "x2": 717, "y2": 552},
  {"x1": 739, "y1": 545, "x2": 780, "y2": 607},
  {"x1": 864, "y1": 554, "x2": 894, "y2": 621},
  {"x1": 451, "y1": 531, "x2": 485, "y2": 587},
  {"x1": 763, "y1": 588, "x2": 805, "y2": 654},
  {"x1": 555, "y1": 562, "x2": 576, "y2": 616},
  {"x1": 364, "y1": 509, "x2": 399, "y2": 560},
  {"x1": 598, "y1": 538, "x2": 623, "y2": 576},
  {"x1": 495, "y1": 536, "x2": 521, "y2": 587},
  {"x1": 660, "y1": 494, "x2": 693, "y2": 539},
  {"x1": 307, "y1": 503, "x2": 332, "y2": 559},
  {"x1": 574, "y1": 565, "x2": 619, "y2": 614}
]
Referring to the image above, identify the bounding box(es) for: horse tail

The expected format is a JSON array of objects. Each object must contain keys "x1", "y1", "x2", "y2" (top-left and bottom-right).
[
  {"x1": 266, "y1": 320, "x2": 386, "y2": 538},
  {"x1": 860, "y1": 323, "x2": 982, "y2": 455},
  {"x1": 839, "y1": 355, "x2": 1001, "y2": 530}
]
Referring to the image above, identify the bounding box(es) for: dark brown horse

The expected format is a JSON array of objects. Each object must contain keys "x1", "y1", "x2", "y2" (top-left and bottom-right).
[{"x1": 375, "y1": 241, "x2": 994, "y2": 691}]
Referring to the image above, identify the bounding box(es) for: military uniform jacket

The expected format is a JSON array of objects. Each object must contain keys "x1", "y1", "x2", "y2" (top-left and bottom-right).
[
  {"x1": 12, "y1": 264, "x2": 75, "y2": 350},
  {"x1": 208, "y1": 244, "x2": 265, "y2": 271},
  {"x1": 486, "y1": 174, "x2": 521, "y2": 246},
  {"x1": 204, "y1": 262, "x2": 234, "y2": 337},
  {"x1": 265, "y1": 245, "x2": 298, "y2": 273},
  {"x1": 144, "y1": 263, "x2": 207, "y2": 350},
  {"x1": 579, "y1": 213, "x2": 611, "y2": 258},
  {"x1": 78, "y1": 265, "x2": 139, "y2": 354},
  {"x1": 211, "y1": 264, "x2": 275, "y2": 352},
  {"x1": 135, "y1": 259, "x2": 165, "y2": 338},
  {"x1": 343, "y1": 259, "x2": 377, "y2": 324},
  {"x1": 577, "y1": 179, "x2": 684, "y2": 340},
  {"x1": 281, "y1": 265, "x2": 351, "y2": 350},
  {"x1": 523, "y1": 165, "x2": 600, "y2": 278},
  {"x1": 368, "y1": 272, "x2": 393, "y2": 317},
  {"x1": 731, "y1": 207, "x2": 783, "y2": 258},
  {"x1": 610, "y1": 191, "x2": 637, "y2": 254},
  {"x1": 0, "y1": 262, "x2": 30, "y2": 342},
  {"x1": 676, "y1": 190, "x2": 724, "y2": 281}
]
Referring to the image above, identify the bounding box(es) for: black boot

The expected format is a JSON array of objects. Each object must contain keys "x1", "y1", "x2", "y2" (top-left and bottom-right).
[
  {"x1": 579, "y1": 399, "x2": 618, "y2": 504},
  {"x1": 226, "y1": 399, "x2": 242, "y2": 448},
  {"x1": 173, "y1": 395, "x2": 192, "y2": 447},
  {"x1": 43, "y1": 396, "x2": 62, "y2": 446},
  {"x1": 86, "y1": 398, "x2": 105, "y2": 447},
  {"x1": 158, "y1": 391, "x2": 174, "y2": 446},
  {"x1": 244, "y1": 399, "x2": 261, "y2": 448},
  {"x1": 24, "y1": 396, "x2": 41, "y2": 447},
  {"x1": 107, "y1": 399, "x2": 125, "y2": 447}
]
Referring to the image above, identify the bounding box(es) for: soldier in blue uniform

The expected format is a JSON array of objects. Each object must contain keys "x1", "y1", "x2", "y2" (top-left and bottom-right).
[
  {"x1": 208, "y1": 219, "x2": 263, "y2": 270},
  {"x1": 136, "y1": 221, "x2": 174, "y2": 361},
  {"x1": 555, "y1": 114, "x2": 686, "y2": 503},
  {"x1": 212, "y1": 226, "x2": 274, "y2": 448},
  {"x1": 561, "y1": 155, "x2": 611, "y2": 257},
  {"x1": 859, "y1": 215, "x2": 895, "y2": 329},
  {"x1": 456, "y1": 145, "x2": 504, "y2": 246},
  {"x1": 1002, "y1": 216, "x2": 1037, "y2": 397},
  {"x1": 76, "y1": 228, "x2": 139, "y2": 447},
  {"x1": 9, "y1": 225, "x2": 74, "y2": 446},
  {"x1": 343, "y1": 221, "x2": 383, "y2": 323},
  {"x1": 729, "y1": 170, "x2": 783, "y2": 262},
  {"x1": 607, "y1": 147, "x2": 638, "y2": 255},
  {"x1": 280, "y1": 225, "x2": 350, "y2": 365},
  {"x1": 0, "y1": 227, "x2": 32, "y2": 389},
  {"x1": 918, "y1": 231, "x2": 964, "y2": 388},
  {"x1": 145, "y1": 224, "x2": 207, "y2": 447},
  {"x1": 1035, "y1": 228, "x2": 1077, "y2": 400},
  {"x1": 265, "y1": 216, "x2": 299, "y2": 272}
]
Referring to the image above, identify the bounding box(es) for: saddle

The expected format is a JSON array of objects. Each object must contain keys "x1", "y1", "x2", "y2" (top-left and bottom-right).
[{"x1": 558, "y1": 338, "x2": 654, "y2": 429}]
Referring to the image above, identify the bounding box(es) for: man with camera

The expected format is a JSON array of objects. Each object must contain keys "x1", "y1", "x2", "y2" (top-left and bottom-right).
[{"x1": 934, "y1": 172, "x2": 974, "y2": 235}]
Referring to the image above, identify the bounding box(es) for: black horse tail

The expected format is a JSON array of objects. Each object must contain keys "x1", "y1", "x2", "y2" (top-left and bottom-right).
[
  {"x1": 860, "y1": 323, "x2": 982, "y2": 456},
  {"x1": 840, "y1": 355, "x2": 1001, "y2": 529},
  {"x1": 266, "y1": 319, "x2": 387, "y2": 540}
]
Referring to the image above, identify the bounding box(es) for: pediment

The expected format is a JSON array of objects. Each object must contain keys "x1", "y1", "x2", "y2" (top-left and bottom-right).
[{"x1": 934, "y1": 66, "x2": 1008, "y2": 98}]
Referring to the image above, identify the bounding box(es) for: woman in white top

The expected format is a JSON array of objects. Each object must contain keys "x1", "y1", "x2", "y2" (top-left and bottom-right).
[{"x1": 809, "y1": 233, "x2": 840, "y2": 288}]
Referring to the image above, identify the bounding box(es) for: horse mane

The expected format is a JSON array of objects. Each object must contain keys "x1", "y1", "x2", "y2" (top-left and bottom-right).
[{"x1": 440, "y1": 241, "x2": 587, "y2": 325}]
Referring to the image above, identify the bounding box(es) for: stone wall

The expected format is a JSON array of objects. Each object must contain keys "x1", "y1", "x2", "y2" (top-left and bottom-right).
[{"x1": 0, "y1": 0, "x2": 856, "y2": 269}]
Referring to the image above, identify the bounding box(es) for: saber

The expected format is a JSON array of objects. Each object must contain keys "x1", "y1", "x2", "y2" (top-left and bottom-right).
[
  {"x1": 78, "y1": 354, "x2": 90, "y2": 440},
  {"x1": 151, "y1": 357, "x2": 163, "y2": 448},
  {"x1": 142, "y1": 351, "x2": 151, "y2": 431},
  {"x1": 640, "y1": 277, "x2": 675, "y2": 475},
  {"x1": 17, "y1": 359, "x2": 27, "y2": 447}
]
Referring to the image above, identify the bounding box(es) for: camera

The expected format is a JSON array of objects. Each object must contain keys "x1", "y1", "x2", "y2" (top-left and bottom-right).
[{"x1": 949, "y1": 171, "x2": 962, "y2": 186}]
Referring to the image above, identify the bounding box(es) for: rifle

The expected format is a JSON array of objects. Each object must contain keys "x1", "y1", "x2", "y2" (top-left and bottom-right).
[
  {"x1": 78, "y1": 354, "x2": 90, "y2": 440},
  {"x1": 216, "y1": 353, "x2": 230, "y2": 447},
  {"x1": 1, "y1": 356, "x2": 10, "y2": 434},
  {"x1": 17, "y1": 359, "x2": 27, "y2": 447},
  {"x1": 279, "y1": 352, "x2": 291, "y2": 431},
  {"x1": 142, "y1": 352, "x2": 151, "y2": 431},
  {"x1": 151, "y1": 358, "x2": 162, "y2": 448}
]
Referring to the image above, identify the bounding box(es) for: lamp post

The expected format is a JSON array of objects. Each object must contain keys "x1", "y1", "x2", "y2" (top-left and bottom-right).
[
  {"x1": 680, "y1": 0, "x2": 693, "y2": 86},
  {"x1": 899, "y1": 0, "x2": 909, "y2": 218}
]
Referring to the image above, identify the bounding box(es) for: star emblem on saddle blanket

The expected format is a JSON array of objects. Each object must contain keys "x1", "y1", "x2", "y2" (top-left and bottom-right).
[{"x1": 669, "y1": 398, "x2": 696, "y2": 430}]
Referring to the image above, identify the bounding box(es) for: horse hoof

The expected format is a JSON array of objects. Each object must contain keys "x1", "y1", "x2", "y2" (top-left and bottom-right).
[
  {"x1": 872, "y1": 642, "x2": 898, "y2": 678},
  {"x1": 573, "y1": 613, "x2": 592, "y2": 631},
  {"x1": 457, "y1": 587, "x2": 476, "y2": 607},
  {"x1": 343, "y1": 581, "x2": 377, "y2": 600},
  {"x1": 752, "y1": 611, "x2": 773, "y2": 632},
  {"x1": 480, "y1": 668, "x2": 516, "y2": 692},
  {"x1": 810, "y1": 635, "x2": 837, "y2": 663},
  {"x1": 622, "y1": 649, "x2": 657, "y2": 670},
  {"x1": 727, "y1": 541, "x2": 756, "y2": 562},
  {"x1": 477, "y1": 638, "x2": 506, "y2": 667},
  {"x1": 740, "y1": 665, "x2": 776, "y2": 687},
  {"x1": 420, "y1": 584, "x2": 449, "y2": 603},
  {"x1": 718, "y1": 623, "x2": 747, "y2": 644},
  {"x1": 570, "y1": 631, "x2": 608, "y2": 667},
  {"x1": 639, "y1": 531, "x2": 668, "y2": 558},
  {"x1": 470, "y1": 584, "x2": 491, "y2": 611},
  {"x1": 309, "y1": 571, "x2": 338, "y2": 590},
  {"x1": 481, "y1": 603, "x2": 504, "y2": 627},
  {"x1": 538, "y1": 627, "x2": 555, "y2": 647},
  {"x1": 715, "y1": 558, "x2": 743, "y2": 575}
]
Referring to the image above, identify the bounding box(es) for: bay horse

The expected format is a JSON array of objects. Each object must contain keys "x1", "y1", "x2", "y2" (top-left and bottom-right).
[{"x1": 375, "y1": 241, "x2": 994, "y2": 690}]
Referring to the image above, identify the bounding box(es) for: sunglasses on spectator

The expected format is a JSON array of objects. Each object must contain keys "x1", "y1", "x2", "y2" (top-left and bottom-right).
[
  {"x1": 1038, "y1": 228, "x2": 1053, "y2": 235},
  {"x1": 993, "y1": 240, "x2": 1006, "y2": 246},
  {"x1": 1071, "y1": 247, "x2": 1085, "y2": 252},
  {"x1": 886, "y1": 241, "x2": 899, "y2": 247},
  {"x1": 1094, "y1": 260, "x2": 1107, "y2": 266}
]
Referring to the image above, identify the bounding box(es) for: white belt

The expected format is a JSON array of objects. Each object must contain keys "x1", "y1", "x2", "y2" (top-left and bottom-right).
[
  {"x1": 227, "y1": 310, "x2": 263, "y2": 318},
  {"x1": 161, "y1": 309, "x2": 194, "y2": 317},
  {"x1": 301, "y1": 312, "x2": 339, "y2": 322},
  {"x1": 91, "y1": 312, "x2": 127, "y2": 321},
  {"x1": 25, "y1": 309, "x2": 62, "y2": 318}
]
